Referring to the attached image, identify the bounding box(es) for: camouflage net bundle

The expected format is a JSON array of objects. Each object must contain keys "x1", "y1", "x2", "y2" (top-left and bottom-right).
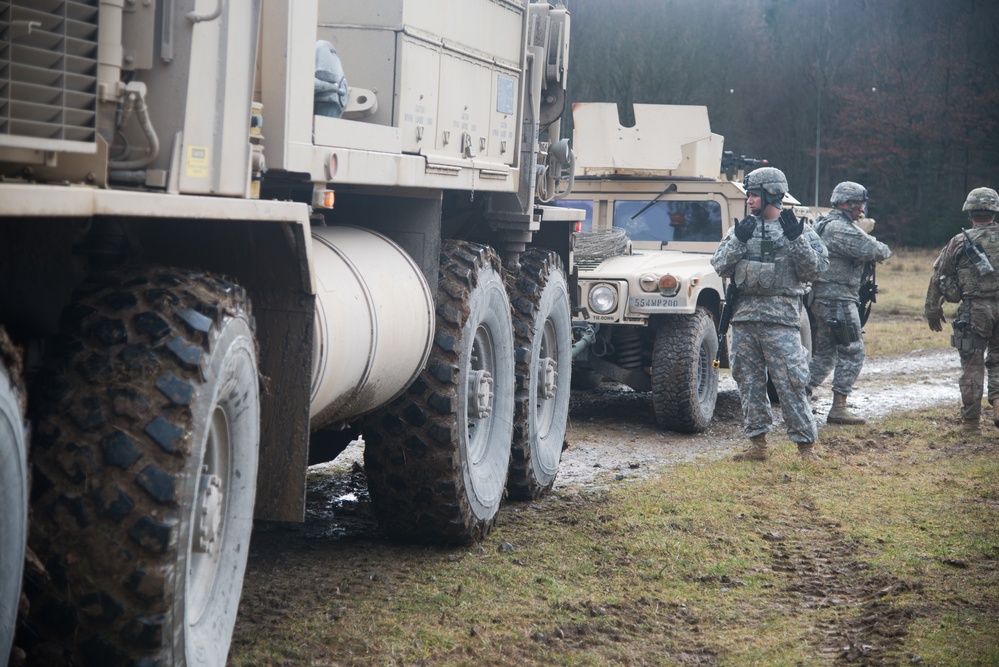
[{"x1": 573, "y1": 228, "x2": 629, "y2": 265}]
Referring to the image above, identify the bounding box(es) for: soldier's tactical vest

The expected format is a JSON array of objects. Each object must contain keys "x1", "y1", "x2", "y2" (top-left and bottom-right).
[
  {"x1": 733, "y1": 218, "x2": 807, "y2": 296},
  {"x1": 956, "y1": 224, "x2": 999, "y2": 298}
]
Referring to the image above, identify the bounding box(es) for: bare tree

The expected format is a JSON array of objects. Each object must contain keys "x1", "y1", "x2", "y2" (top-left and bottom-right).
[{"x1": 563, "y1": 0, "x2": 999, "y2": 244}]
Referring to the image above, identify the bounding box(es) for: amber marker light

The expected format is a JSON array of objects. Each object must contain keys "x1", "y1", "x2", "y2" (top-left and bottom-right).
[
  {"x1": 313, "y1": 189, "x2": 336, "y2": 209},
  {"x1": 658, "y1": 274, "x2": 680, "y2": 296}
]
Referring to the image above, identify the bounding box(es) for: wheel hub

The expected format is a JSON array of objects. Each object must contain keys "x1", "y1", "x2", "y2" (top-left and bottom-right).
[
  {"x1": 467, "y1": 369, "x2": 494, "y2": 419},
  {"x1": 195, "y1": 474, "x2": 223, "y2": 555},
  {"x1": 539, "y1": 357, "x2": 557, "y2": 400}
]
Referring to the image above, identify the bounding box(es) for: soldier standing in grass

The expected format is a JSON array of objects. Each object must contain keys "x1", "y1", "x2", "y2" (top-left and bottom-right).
[
  {"x1": 806, "y1": 182, "x2": 892, "y2": 425},
  {"x1": 925, "y1": 187, "x2": 999, "y2": 433},
  {"x1": 711, "y1": 167, "x2": 829, "y2": 461}
]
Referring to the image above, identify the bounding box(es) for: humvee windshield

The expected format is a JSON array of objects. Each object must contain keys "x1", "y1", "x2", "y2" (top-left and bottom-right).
[
  {"x1": 614, "y1": 200, "x2": 722, "y2": 243},
  {"x1": 556, "y1": 199, "x2": 723, "y2": 243}
]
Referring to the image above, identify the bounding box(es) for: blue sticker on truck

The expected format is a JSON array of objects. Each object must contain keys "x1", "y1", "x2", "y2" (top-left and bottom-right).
[{"x1": 496, "y1": 75, "x2": 515, "y2": 115}]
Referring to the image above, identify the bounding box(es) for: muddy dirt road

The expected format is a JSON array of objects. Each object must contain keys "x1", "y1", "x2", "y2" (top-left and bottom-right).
[
  {"x1": 244, "y1": 347, "x2": 962, "y2": 547},
  {"x1": 558, "y1": 347, "x2": 961, "y2": 489}
]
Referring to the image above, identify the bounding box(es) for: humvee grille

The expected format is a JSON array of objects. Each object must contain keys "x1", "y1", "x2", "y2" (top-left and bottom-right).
[
  {"x1": 0, "y1": 0, "x2": 99, "y2": 152},
  {"x1": 574, "y1": 258, "x2": 604, "y2": 272}
]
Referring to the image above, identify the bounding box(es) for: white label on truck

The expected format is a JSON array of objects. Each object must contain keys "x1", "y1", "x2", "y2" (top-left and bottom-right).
[
  {"x1": 629, "y1": 297, "x2": 680, "y2": 310},
  {"x1": 186, "y1": 146, "x2": 209, "y2": 178},
  {"x1": 496, "y1": 75, "x2": 515, "y2": 115}
]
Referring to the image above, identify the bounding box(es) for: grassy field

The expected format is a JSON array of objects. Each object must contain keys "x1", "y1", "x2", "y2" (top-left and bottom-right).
[
  {"x1": 230, "y1": 248, "x2": 999, "y2": 667},
  {"x1": 232, "y1": 408, "x2": 999, "y2": 666},
  {"x1": 862, "y1": 247, "x2": 948, "y2": 357}
]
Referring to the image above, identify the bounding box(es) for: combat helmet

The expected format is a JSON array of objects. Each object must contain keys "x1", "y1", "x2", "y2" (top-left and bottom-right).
[
  {"x1": 744, "y1": 167, "x2": 788, "y2": 210},
  {"x1": 962, "y1": 187, "x2": 999, "y2": 214},
  {"x1": 830, "y1": 181, "x2": 869, "y2": 205}
]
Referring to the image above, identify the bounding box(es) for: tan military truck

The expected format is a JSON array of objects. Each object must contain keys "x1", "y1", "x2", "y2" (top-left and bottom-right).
[
  {"x1": 0, "y1": 1, "x2": 580, "y2": 664},
  {"x1": 561, "y1": 103, "x2": 743, "y2": 433}
]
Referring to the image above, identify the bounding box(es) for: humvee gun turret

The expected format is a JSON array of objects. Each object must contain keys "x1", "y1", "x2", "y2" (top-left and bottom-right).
[{"x1": 559, "y1": 103, "x2": 744, "y2": 433}]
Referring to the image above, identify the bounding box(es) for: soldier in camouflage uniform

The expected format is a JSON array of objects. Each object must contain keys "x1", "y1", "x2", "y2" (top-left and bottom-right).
[
  {"x1": 925, "y1": 187, "x2": 999, "y2": 432},
  {"x1": 807, "y1": 182, "x2": 892, "y2": 425},
  {"x1": 712, "y1": 167, "x2": 829, "y2": 460}
]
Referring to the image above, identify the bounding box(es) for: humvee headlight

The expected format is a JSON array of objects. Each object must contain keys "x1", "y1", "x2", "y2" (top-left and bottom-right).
[
  {"x1": 588, "y1": 284, "x2": 618, "y2": 314},
  {"x1": 658, "y1": 274, "x2": 680, "y2": 297},
  {"x1": 639, "y1": 274, "x2": 659, "y2": 292}
]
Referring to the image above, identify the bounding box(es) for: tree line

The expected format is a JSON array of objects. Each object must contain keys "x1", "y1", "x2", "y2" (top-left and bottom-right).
[{"x1": 562, "y1": 0, "x2": 999, "y2": 246}]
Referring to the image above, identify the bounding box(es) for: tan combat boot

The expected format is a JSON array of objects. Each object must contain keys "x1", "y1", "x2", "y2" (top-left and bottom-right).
[
  {"x1": 826, "y1": 392, "x2": 866, "y2": 425},
  {"x1": 733, "y1": 433, "x2": 768, "y2": 462},
  {"x1": 962, "y1": 418, "x2": 981, "y2": 434},
  {"x1": 797, "y1": 442, "x2": 820, "y2": 460}
]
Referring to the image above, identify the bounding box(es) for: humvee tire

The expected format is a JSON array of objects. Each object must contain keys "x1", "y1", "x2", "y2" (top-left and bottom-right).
[
  {"x1": 506, "y1": 249, "x2": 571, "y2": 501},
  {"x1": 23, "y1": 270, "x2": 259, "y2": 667},
  {"x1": 651, "y1": 306, "x2": 719, "y2": 433},
  {"x1": 363, "y1": 241, "x2": 514, "y2": 543}
]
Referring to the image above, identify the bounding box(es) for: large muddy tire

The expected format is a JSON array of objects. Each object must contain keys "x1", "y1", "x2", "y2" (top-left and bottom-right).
[
  {"x1": 363, "y1": 241, "x2": 514, "y2": 543},
  {"x1": 1, "y1": 330, "x2": 28, "y2": 667},
  {"x1": 22, "y1": 270, "x2": 259, "y2": 667},
  {"x1": 651, "y1": 307, "x2": 719, "y2": 433},
  {"x1": 506, "y1": 249, "x2": 572, "y2": 501}
]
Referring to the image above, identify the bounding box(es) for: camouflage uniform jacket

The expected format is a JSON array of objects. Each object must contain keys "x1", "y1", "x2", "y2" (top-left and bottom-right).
[
  {"x1": 925, "y1": 222, "x2": 999, "y2": 315},
  {"x1": 711, "y1": 215, "x2": 829, "y2": 328},
  {"x1": 811, "y1": 209, "x2": 891, "y2": 302}
]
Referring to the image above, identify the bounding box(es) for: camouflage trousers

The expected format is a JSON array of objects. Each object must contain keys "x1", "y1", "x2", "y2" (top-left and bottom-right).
[
  {"x1": 954, "y1": 297, "x2": 999, "y2": 420},
  {"x1": 731, "y1": 322, "x2": 817, "y2": 444},
  {"x1": 807, "y1": 299, "x2": 865, "y2": 395}
]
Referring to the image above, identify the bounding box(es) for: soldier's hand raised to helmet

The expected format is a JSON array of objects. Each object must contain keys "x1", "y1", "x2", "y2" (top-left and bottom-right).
[
  {"x1": 733, "y1": 217, "x2": 756, "y2": 243},
  {"x1": 778, "y1": 209, "x2": 804, "y2": 241}
]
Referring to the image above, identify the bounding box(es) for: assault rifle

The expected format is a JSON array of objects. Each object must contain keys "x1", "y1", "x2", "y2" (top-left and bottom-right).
[
  {"x1": 714, "y1": 281, "x2": 739, "y2": 368},
  {"x1": 720, "y1": 151, "x2": 767, "y2": 182},
  {"x1": 858, "y1": 261, "x2": 878, "y2": 326}
]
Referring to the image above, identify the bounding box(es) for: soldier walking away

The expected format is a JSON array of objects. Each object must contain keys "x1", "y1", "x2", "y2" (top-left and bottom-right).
[
  {"x1": 925, "y1": 187, "x2": 999, "y2": 433},
  {"x1": 711, "y1": 167, "x2": 829, "y2": 461},
  {"x1": 807, "y1": 182, "x2": 892, "y2": 425}
]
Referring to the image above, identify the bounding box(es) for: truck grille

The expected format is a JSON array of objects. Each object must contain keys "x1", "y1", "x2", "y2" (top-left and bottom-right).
[{"x1": 0, "y1": 0, "x2": 99, "y2": 150}]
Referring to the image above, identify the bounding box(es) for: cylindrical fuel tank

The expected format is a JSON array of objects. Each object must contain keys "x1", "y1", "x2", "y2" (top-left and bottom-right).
[{"x1": 309, "y1": 226, "x2": 435, "y2": 428}]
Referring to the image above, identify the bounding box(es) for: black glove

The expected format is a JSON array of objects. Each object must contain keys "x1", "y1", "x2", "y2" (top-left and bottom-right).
[
  {"x1": 778, "y1": 209, "x2": 804, "y2": 241},
  {"x1": 926, "y1": 310, "x2": 946, "y2": 332},
  {"x1": 733, "y1": 217, "x2": 756, "y2": 243}
]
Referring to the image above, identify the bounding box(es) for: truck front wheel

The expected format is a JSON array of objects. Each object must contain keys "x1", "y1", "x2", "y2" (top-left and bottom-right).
[
  {"x1": 22, "y1": 270, "x2": 259, "y2": 667},
  {"x1": 651, "y1": 306, "x2": 719, "y2": 433},
  {"x1": 363, "y1": 241, "x2": 514, "y2": 543},
  {"x1": 506, "y1": 249, "x2": 571, "y2": 501},
  {"x1": 0, "y1": 329, "x2": 27, "y2": 665}
]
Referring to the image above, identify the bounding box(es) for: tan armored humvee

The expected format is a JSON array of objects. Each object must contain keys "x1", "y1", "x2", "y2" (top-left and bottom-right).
[
  {"x1": 560, "y1": 104, "x2": 817, "y2": 431},
  {"x1": 555, "y1": 103, "x2": 742, "y2": 432}
]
